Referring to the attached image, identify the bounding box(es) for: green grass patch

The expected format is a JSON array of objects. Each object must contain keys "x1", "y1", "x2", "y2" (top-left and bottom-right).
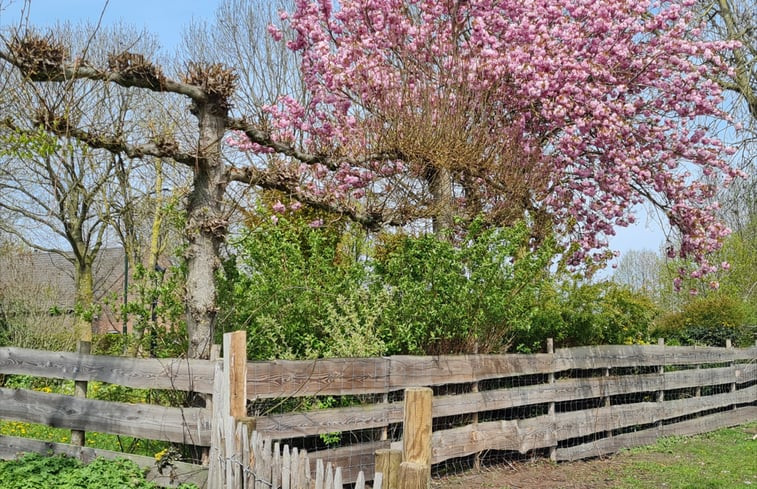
[{"x1": 613, "y1": 422, "x2": 757, "y2": 488}]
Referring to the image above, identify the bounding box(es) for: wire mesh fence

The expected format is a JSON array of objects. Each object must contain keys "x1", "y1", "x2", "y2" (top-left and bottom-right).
[{"x1": 226, "y1": 337, "x2": 756, "y2": 485}]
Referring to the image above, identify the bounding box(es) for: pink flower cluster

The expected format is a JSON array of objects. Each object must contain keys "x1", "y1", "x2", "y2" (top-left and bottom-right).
[{"x1": 228, "y1": 0, "x2": 743, "y2": 280}]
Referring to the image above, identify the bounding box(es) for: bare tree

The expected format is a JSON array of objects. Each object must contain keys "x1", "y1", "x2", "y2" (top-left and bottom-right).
[
  {"x1": 697, "y1": 0, "x2": 756, "y2": 235},
  {"x1": 700, "y1": 0, "x2": 756, "y2": 120},
  {"x1": 612, "y1": 249, "x2": 664, "y2": 297},
  {"x1": 0, "y1": 23, "x2": 162, "y2": 343}
]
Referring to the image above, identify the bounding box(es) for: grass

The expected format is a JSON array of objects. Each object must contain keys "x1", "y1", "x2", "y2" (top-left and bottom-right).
[
  {"x1": 436, "y1": 422, "x2": 757, "y2": 489},
  {"x1": 612, "y1": 422, "x2": 757, "y2": 489}
]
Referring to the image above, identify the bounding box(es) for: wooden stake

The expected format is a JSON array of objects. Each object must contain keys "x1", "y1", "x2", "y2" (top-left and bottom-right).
[
  {"x1": 224, "y1": 331, "x2": 247, "y2": 418},
  {"x1": 402, "y1": 388, "x2": 432, "y2": 486},
  {"x1": 546, "y1": 338, "x2": 556, "y2": 461},
  {"x1": 375, "y1": 449, "x2": 402, "y2": 489}
]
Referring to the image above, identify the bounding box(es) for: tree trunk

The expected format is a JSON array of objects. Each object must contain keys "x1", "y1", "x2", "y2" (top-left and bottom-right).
[
  {"x1": 426, "y1": 166, "x2": 455, "y2": 235},
  {"x1": 185, "y1": 102, "x2": 227, "y2": 360},
  {"x1": 127, "y1": 161, "x2": 166, "y2": 358},
  {"x1": 73, "y1": 261, "x2": 94, "y2": 343}
]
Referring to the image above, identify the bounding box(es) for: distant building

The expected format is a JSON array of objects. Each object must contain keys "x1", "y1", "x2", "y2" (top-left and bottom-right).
[{"x1": 0, "y1": 248, "x2": 129, "y2": 334}]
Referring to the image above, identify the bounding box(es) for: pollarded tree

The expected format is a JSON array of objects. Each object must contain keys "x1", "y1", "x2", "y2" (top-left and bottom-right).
[
  {"x1": 239, "y1": 0, "x2": 745, "y2": 279},
  {"x1": 0, "y1": 1, "x2": 398, "y2": 359}
]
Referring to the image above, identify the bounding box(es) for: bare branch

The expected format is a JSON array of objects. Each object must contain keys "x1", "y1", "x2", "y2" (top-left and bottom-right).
[
  {"x1": 227, "y1": 117, "x2": 402, "y2": 170},
  {"x1": 228, "y1": 164, "x2": 407, "y2": 230},
  {"x1": 0, "y1": 36, "x2": 208, "y2": 102}
]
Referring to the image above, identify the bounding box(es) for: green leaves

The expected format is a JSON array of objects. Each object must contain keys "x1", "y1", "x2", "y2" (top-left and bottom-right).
[
  {"x1": 218, "y1": 209, "x2": 372, "y2": 359},
  {"x1": 519, "y1": 280, "x2": 659, "y2": 352},
  {"x1": 374, "y1": 221, "x2": 556, "y2": 354},
  {"x1": 0, "y1": 454, "x2": 196, "y2": 489},
  {"x1": 220, "y1": 213, "x2": 560, "y2": 357},
  {"x1": 0, "y1": 127, "x2": 59, "y2": 159},
  {"x1": 654, "y1": 294, "x2": 755, "y2": 347}
]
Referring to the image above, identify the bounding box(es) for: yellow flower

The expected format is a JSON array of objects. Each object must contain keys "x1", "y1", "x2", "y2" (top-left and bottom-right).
[{"x1": 154, "y1": 448, "x2": 168, "y2": 461}]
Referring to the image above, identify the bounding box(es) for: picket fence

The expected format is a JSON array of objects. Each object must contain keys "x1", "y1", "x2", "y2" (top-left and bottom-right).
[{"x1": 214, "y1": 429, "x2": 375, "y2": 489}]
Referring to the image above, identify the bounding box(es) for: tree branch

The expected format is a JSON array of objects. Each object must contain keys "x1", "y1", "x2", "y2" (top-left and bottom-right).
[
  {"x1": 26, "y1": 117, "x2": 199, "y2": 167},
  {"x1": 0, "y1": 49, "x2": 208, "y2": 104},
  {"x1": 227, "y1": 117, "x2": 403, "y2": 170},
  {"x1": 228, "y1": 165, "x2": 407, "y2": 230}
]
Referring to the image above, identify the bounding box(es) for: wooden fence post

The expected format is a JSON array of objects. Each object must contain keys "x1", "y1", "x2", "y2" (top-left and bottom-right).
[
  {"x1": 547, "y1": 338, "x2": 556, "y2": 461},
  {"x1": 226, "y1": 331, "x2": 248, "y2": 419},
  {"x1": 209, "y1": 331, "x2": 249, "y2": 489},
  {"x1": 603, "y1": 350, "x2": 612, "y2": 442},
  {"x1": 398, "y1": 462, "x2": 428, "y2": 489},
  {"x1": 402, "y1": 387, "x2": 432, "y2": 489},
  {"x1": 202, "y1": 344, "x2": 222, "y2": 467},
  {"x1": 375, "y1": 448, "x2": 402, "y2": 489},
  {"x1": 471, "y1": 341, "x2": 481, "y2": 469},
  {"x1": 657, "y1": 338, "x2": 665, "y2": 433},
  {"x1": 70, "y1": 340, "x2": 90, "y2": 446},
  {"x1": 726, "y1": 339, "x2": 736, "y2": 410}
]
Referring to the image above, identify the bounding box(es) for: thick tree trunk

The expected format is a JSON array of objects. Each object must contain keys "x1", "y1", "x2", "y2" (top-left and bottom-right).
[
  {"x1": 426, "y1": 166, "x2": 455, "y2": 235},
  {"x1": 185, "y1": 102, "x2": 227, "y2": 360}
]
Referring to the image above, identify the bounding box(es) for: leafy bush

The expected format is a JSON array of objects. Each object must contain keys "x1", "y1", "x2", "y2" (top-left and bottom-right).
[
  {"x1": 220, "y1": 204, "x2": 674, "y2": 357},
  {"x1": 217, "y1": 206, "x2": 374, "y2": 359},
  {"x1": 373, "y1": 220, "x2": 555, "y2": 354},
  {"x1": 653, "y1": 293, "x2": 755, "y2": 346},
  {"x1": 0, "y1": 453, "x2": 197, "y2": 489},
  {"x1": 517, "y1": 281, "x2": 658, "y2": 352}
]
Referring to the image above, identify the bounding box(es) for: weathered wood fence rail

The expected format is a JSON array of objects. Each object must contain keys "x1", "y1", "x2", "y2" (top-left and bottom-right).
[{"x1": 1, "y1": 333, "x2": 755, "y2": 488}]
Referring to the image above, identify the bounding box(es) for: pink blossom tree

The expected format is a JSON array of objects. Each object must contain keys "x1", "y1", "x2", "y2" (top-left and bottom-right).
[
  {"x1": 231, "y1": 0, "x2": 744, "y2": 281},
  {"x1": 1, "y1": 0, "x2": 745, "y2": 359}
]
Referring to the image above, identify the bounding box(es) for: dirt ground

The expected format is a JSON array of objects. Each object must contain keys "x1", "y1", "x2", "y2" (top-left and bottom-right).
[{"x1": 432, "y1": 454, "x2": 669, "y2": 489}]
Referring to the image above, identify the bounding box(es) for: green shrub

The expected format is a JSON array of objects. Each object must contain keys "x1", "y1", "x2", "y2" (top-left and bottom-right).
[
  {"x1": 217, "y1": 206, "x2": 372, "y2": 359},
  {"x1": 653, "y1": 293, "x2": 755, "y2": 346},
  {"x1": 373, "y1": 220, "x2": 555, "y2": 354},
  {"x1": 0, "y1": 453, "x2": 198, "y2": 489},
  {"x1": 518, "y1": 281, "x2": 658, "y2": 352}
]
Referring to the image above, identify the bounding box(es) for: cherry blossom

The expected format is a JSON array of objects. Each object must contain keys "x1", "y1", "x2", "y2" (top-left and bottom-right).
[{"x1": 229, "y1": 0, "x2": 743, "y2": 281}]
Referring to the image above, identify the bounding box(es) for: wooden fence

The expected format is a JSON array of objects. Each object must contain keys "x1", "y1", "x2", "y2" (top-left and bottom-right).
[{"x1": 1, "y1": 332, "x2": 755, "y2": 488}]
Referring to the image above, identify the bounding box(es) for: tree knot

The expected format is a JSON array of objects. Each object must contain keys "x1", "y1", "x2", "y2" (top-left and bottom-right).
[
  {"x1": 107, "y1": 51, "x2": 166, "y2": 89},
  {"x1": 182, "y1": 62, "x2": 237, "y2": 113}
]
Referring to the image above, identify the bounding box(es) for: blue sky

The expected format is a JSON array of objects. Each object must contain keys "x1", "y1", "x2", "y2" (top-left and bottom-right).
[
  {"x1": 0, "y1": 0, "x2": 217, "y2": 52},
  {"x1": 0, "y1": 0, "x2": 669, "y2": 263}
]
